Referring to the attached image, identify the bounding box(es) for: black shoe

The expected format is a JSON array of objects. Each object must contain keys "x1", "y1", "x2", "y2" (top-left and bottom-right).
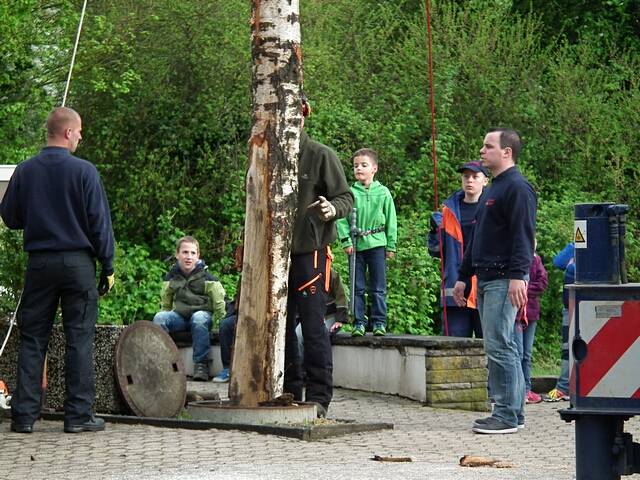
[
  {"x1": 473, "y1": 416, "x2": 492, "y2": 427},
  {"x1": 315, "y1": 403, "x2": 327, "y2": 419},
  {"x1": 192, "y1": 362, "x2": 209, "y2": 381},
  {"x1": 472, "y1": 417, "x2": 518, "y2": 434},
  {"x1": 10, "y1": 423, "x2": 33, "y2": 433},
  {"x1": 64, "y1": 416, "x2": 106, "y2": 433}
]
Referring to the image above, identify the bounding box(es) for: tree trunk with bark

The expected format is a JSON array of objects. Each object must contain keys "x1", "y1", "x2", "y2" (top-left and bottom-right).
[{"x1": 228, "y1": 0, "x2": 302, "y2": 406}]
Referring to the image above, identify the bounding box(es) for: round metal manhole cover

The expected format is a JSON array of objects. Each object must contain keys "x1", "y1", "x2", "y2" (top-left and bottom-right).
[{"x1": 114, "y1": 321, "x2": 186, "y2": 417}]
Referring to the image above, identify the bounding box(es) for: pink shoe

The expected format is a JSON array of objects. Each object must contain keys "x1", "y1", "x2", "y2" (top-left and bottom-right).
[{"x1": 526, "y1": 390, "x2": 542, "y2": 404}]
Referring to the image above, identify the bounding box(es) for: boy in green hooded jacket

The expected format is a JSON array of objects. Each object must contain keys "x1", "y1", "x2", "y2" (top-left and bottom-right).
[{"x1": 336, "y1": 148, "x2": 397, "y2": 336}]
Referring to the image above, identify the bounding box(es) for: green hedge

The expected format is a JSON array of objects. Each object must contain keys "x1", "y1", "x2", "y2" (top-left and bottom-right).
[{"x1": 1, "y1": 0, "x2": 639, "y2": 368}]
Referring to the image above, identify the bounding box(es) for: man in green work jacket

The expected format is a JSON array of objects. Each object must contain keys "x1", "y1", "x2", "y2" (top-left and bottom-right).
[{"x1": 283, "y1": 94, "x2": 353, "y2": 418}]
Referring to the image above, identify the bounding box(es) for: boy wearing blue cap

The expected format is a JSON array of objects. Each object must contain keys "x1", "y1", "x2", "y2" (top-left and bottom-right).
[{"x1": 428, "y1": 161, "x2": 489, "y2": 337}]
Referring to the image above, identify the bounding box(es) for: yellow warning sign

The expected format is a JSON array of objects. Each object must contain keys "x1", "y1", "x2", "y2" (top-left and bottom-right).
[{"x1": 574, "y1": 219, "x2": 587, "y2": 249}]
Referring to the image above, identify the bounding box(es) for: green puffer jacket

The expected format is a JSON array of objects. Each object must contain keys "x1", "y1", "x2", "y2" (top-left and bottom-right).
[
  {"x1": 291, "y1": 132, "x2": 353, "y2": 255},
  {"x1": 336, "y1": 180, "x2": 397, "y2": 252},
  {"x1": 160, "y1": 260, "x2": 226, "y2": 323}
]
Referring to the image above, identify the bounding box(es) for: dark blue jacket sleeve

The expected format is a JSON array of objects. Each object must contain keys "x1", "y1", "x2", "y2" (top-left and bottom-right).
[
  {"x1": 427, "y1": 211, "x2": 442, "y2": 258},
  {"x1": 85, "y1": 171, "x2": 115, "y2": 273},
  {"x1": 507, "y1": 182, "x2": 537, "y2": 280},
  {"x1": 0, "y1": 170, "x2": 23, "y2": 229},
  {"x1": 457, "y1": 231, "x2": 474, "y2": 284}
]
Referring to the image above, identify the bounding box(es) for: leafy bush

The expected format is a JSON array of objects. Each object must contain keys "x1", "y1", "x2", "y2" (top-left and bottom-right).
[
  {"x1": 1, "y1": 0, "x2": 639, "y2": 369},
  {"x1": 385, "y1": 214, "x2": 440, "y2": 334},
  {"x1": 0, "y1": 226, "x2": 26, "y2": 313},
  {"x1": 97, "y1": 242, "x2": 166, "y2": 325}
]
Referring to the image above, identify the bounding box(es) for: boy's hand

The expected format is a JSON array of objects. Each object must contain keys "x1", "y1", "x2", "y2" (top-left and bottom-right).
[
  {"x1": 308, "y1": 196, "x2": 336, "y2": 221},
  {"x1": 452, "y1": 281, "x2": 467, "y2": 307},
  {"x1": 386, "y1": 251, "x2": 395, "y2": 259},
  {"x1": 344, "y1": 246, "x2": 354, "y2": 255}
]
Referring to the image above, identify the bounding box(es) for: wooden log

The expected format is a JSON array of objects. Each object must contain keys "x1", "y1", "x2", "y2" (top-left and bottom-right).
[{"x1": 228, "y1": 0, "x2": 303, "y2": 406}]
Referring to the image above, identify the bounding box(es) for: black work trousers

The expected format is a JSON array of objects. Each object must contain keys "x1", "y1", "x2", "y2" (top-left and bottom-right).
[
  {"x1": 283, "y1": 249, "x2": 333, "y2": 409},
  {"x1": 12, "y1": 251, "x2": 98, "y2": 427}
]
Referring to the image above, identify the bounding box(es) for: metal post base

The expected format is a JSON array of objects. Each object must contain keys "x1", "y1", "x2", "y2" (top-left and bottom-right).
[{"x1": 575, "y1": 415, "x2": 622, "y2": 480}]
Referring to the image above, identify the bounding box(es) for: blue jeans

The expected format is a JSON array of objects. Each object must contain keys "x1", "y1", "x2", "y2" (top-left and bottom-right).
[
  {"x1": 477, "y1": 279, "x2": 525, "y2": 427},
  {"x1": 153, "y1": 310, "x2": 212, "y2": 364},
  {"x1": 352, "y1": 246, "x2": 387, "y2": 328},
  {"x1": 556, "y1": 307, "x2": 570, "y2": 393},
  {"x1": 514, "y1": 320, "x2": 537, "y2": 391}
]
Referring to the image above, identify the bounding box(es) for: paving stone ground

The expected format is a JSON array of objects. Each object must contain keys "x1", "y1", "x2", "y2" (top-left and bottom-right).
[{"x1": 2, "y1": 382, "x2": 639, "y2": 480}]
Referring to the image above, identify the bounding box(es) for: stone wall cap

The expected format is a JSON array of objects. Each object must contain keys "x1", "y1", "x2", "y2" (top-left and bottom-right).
[{"x1": 330, "y1": 333, "x2": 484, "y2": 349}]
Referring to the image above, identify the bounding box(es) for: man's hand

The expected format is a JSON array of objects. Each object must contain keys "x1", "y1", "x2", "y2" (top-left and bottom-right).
[
  {"x1": 98, "y1": 270, "x2": 115, "y2": 296},
  {"x1": 386, "y1": 251, "x2": 395, "y2": 259},
  {"x1": 452, "y1": 281, "x2": 467, "y2": 307},
  {"x1": 344, "y1": 246, "x2": 354, "y2": 255},
  {"x1": 335, "y1": 308, "x2": 348, "y2": 325},
  {"x1": 308, "y1": 196, "x2": 336, "y2": 221},
  {"x1": 330, "y1": 322, "x2": 343, "y2": 333},
  {"x1": 508, "y1": 279, "x2": 527, "y2": 308}
]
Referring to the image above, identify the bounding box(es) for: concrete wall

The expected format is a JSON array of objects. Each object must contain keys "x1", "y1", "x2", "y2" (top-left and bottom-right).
[
  {"x1": 332, "y1": 336, "x2": 489, "y2": 411},
  {"x1": 0, "y1": 325, "x2": 489, "y2": 414},
  {"x1": 333, "y1": 345, "x2": 428, "y2": 401},
  {"x1": 0, "y1": 325, "x2": 128, "y2": 414},
  {"x1": 178, "y1": 345, "x2": 223, "y2": 378}
]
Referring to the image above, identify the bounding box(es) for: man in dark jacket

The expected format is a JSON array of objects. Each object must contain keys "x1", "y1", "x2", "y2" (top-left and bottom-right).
[
  {"x1": 453, "y1": 128, "x2": 537, "y2": 434},
  {"x1": 283, "y1": 95, "x2": 353, "y2": 417},
  {"x1": 1, "y1": 107, "x2": 115, "y2": 434}
]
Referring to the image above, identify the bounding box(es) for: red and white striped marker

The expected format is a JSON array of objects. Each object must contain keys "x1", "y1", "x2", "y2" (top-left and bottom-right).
[{"x1": 571, "y1": 300, "x2": 640, "y2": 398}]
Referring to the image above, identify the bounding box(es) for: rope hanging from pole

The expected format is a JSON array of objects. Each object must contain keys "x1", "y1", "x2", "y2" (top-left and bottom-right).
[
  {"x1": 425, "y1": 0, "x2": 438, "y2": 212},
  {"x1": 424, "y1": 0, "x2": 449, "y2": 335},
  {"x1": 0, "y1": 293, "x2": 21, "y2": 360},
  {"x1": 62, "y1": 0, "x2": 88, "y2": 107}
]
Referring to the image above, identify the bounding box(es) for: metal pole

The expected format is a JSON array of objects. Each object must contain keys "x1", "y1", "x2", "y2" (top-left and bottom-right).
[
  {"x1": 349, "y1": 208, "x2": 358, "y2": 319},
  {"x1": 575, "y1": 415, "x2": 621, "y2": 480}
]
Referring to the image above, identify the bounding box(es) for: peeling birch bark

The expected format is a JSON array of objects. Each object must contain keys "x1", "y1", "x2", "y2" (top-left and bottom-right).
[{"x1": 228, "y1": 0, "x2": 302, "y2": 406}]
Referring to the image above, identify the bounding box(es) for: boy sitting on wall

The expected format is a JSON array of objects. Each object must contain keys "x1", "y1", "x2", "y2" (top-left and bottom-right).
[{"x1": 153, "y1": 236, "x2": 226, "y2": 381}]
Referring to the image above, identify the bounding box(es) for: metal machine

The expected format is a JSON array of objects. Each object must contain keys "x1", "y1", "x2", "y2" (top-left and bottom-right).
[{"x1": 560, "y1": 203, "x2": 640, "y2": 479}]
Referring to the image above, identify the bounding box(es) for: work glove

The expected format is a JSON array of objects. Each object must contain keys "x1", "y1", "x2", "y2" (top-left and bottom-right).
[
  {"x1": 98, "y1": 269, "x2": 115, "y2": 296},
  {"x1": 308, "y1": 196, "x2": 336, "y2": 222}
]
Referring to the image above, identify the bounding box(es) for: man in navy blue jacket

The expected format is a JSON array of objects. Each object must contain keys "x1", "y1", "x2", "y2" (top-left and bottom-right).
[
  {"x1": 1, "y1": 107, "x2": 115, "y2": 434},
  {"x1": 453, "y1": 128, "x2": 537, "y2": 434}
]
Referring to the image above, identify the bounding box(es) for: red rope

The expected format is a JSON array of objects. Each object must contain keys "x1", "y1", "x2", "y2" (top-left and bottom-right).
[
  {"x1": 425, "y1": 0, "x2": 438, "y2": 210},
  {"x1": 424, "y1": 0, "x2": 448, "y2": 335}
]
